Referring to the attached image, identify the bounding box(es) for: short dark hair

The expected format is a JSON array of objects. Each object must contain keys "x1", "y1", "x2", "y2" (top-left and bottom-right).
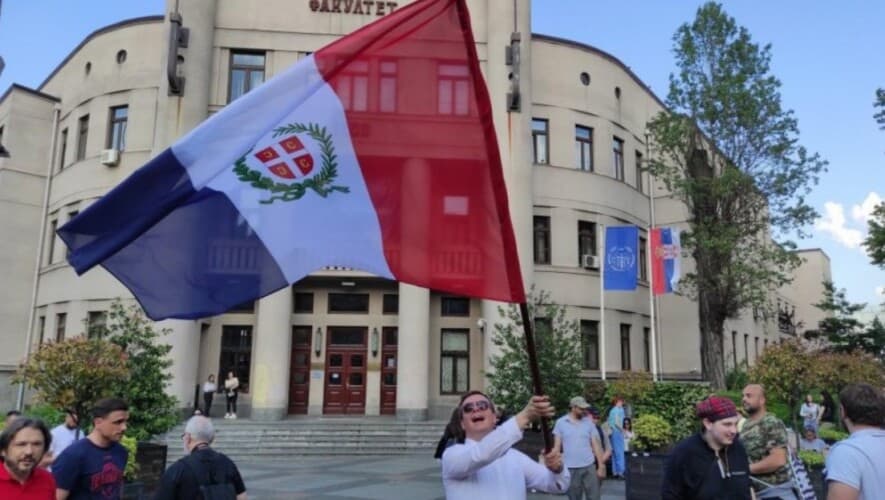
[
  {"x1": 92, "y1": 398, "x2": 129, "y2": 420},
  {"x1": 0, "y1": 418, "x2": 51, "y2": 453},
  {"x1": 839, "y1": 383, "x2": 885, "y2": 427},
  {"x1": 5, "y1": 410, "x2": 21, "y2": 418}
]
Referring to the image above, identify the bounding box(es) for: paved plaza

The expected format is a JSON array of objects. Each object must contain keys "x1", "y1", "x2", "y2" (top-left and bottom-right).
[{"x1": 231, "y1": 454, "x2": 626, "y2": 499}]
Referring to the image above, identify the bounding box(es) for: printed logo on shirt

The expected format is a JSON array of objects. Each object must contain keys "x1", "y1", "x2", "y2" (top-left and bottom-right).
[{"x1": 90, "y1": 459, "x2": 123, "y2": 498}]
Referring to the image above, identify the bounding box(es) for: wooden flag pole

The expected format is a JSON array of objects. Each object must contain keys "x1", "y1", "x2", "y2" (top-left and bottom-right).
[{"x1": 519, "y1": 301, "x2": 553, "y2": 452}]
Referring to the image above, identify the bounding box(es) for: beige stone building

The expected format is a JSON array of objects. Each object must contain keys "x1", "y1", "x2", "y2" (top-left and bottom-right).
[{"x1": 0, "y1": 0, "x2": 830, "y2": 418}]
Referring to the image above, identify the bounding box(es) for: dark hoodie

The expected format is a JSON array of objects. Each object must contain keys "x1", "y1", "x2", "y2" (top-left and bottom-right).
[{"x1": 662, "y1": 432, "x2": 751, "y2": 500}]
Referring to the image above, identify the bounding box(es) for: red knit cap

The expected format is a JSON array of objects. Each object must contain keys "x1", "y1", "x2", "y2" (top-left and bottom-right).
[{"x1": 696, "y1": 396, "x2": 738, "y2": 422}]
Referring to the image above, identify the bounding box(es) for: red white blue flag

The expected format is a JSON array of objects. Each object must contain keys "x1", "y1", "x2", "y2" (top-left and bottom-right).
[{"x1": 650, "y1": 227, "x2": 681, "y2": 295}]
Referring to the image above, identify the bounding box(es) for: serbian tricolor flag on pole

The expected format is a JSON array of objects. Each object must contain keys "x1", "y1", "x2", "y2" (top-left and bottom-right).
[
  {"x1": 58, "y1": 0, "x2": 526, "y2": 320},
  {"x1": 650, "y1": 227, "x2": 681, "y2": 295}
]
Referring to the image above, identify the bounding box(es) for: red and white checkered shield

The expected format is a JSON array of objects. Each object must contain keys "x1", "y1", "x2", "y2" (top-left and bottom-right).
[{"x1": 253, "y1": 135, "x2": 315, "y2": 180}]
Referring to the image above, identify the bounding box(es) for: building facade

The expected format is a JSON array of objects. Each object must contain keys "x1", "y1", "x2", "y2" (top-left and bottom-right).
[{"x1": 0, "y1": 0, "x2": 830, "y2": 419}]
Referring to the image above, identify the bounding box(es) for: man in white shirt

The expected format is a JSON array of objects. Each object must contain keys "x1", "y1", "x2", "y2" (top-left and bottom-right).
[
  {"x1": 441, "y1": 391, "x2": 569, "y2": 499},
  {"x1": 46, "y1": 409, "x2": 81, "y2": 467},
  {"x1": 553, "y1": 396, "x2": 605, "y2": 500}
]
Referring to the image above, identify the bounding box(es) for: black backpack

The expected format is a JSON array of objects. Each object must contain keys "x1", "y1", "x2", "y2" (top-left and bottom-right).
[{"x1": 182, "y1": 451, "x2": 237, "y2": 500}]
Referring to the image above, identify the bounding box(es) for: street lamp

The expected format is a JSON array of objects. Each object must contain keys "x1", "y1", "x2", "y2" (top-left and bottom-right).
[{"x1": 314, "y1": 327, "x2": 322, "y2": 357}]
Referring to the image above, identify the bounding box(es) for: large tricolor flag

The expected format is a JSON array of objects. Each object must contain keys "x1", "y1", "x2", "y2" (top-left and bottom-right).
[
  {"x1": 59, "y1": 0, "x2": 526, "y2": 320},
  {"x1": 650, "y1": 227, "x2": 681, "y2": 295}
]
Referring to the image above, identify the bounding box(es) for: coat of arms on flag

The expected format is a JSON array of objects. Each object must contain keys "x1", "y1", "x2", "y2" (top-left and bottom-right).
[{"x1": 254, "y1": 135, "x2": 314, "y2": 179}]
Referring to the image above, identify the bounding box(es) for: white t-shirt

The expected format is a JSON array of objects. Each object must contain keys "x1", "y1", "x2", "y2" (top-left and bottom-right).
[
  {"x1": 203, "y1": 381, "x2": 217, "y2": 393},
  {"x1": 825, "y1": 428, "x2": 885, "y2": 500},
  {"x1": 50, "y1": 424, "x2": 82, "y2": 458}
]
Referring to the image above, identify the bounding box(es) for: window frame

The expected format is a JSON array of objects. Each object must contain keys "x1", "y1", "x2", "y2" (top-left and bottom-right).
[
  {"x1": 581, "y1": 320, "x2": 600, "y2": 371},
  {"x1": 643, "y1": 327, "x2": 651, "y2": 372},
  {"x1": 37, "y1": 316, "x2": 46, "y2": 345},
  {"x1": 106, "y1": 105, "x2": 128, "y2": 151},
  {"x1": 612, "y1": 136, "x2": 625, "y2": 181},
  {"x1": 47, "y1": 219, "x2": 58, "y2": 265},
  {"x1": 437, "y1": 63, "x2": 470, "y2": 116},
  {"x1": 639, "y1": 235, "x2": 648, "y2": 282},
  {"x1": 55, "y1": 313, "x2": 67, "y2": 342},
  {"x1": 87, "y1": 311, "x2": 107, "y2": 339},
  {"x1": 620, "y1": 323, "x2": 631, "y2": 371},
  {"x1": 293, "y1": 292, "x2": 314, "y2": 313},
  {"x1": 228, "y1": 50, "x2": 266, "y2": 103},
  {"x1": 382, "y1": 293, "x2": 399, "y2": 314},
  {"x1": 578, "y1": 220, "x2": 597, "y2": 265},
  {"x1": 58, "y1": 128, "x2": 68, "y2": 170},
  {"x1": 533, "y1": 215, "x2": 551, "y2": 265},
  {"x1": 635, "y1": 150, "x2": 644, "y2": 193},
  {"x1": 575, "y1": 125, "x2": 593, "y2": 171},
  {"x1": 327, "y1": 292, "x2": 370, "y2": 313},
  {"x1": 532, "y1": 118, "x2": 549, "y2": 164},
  {"x1": 76, "y1": 115, "x2": 89, "y2": 161},
  {"x1": 440, "y1": 296, "x2": 470, "y2": 317},
  {"x1": 440, "y1": 328, "x2": 470, "y2": 395}
]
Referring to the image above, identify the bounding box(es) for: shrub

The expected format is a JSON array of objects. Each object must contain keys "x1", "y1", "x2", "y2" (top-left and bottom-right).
[
  {"x1": 583, "y1": 381, "x2": 608, "y2": 409},
  {"x1": 817, "y1": 427, "x2": 848, "y2": 443},
  {"x1": 725, "y1": 365, "x2": 749, "y2": 391},
  {"x1": 633, "y1": 382, "x2": 710, "y2": 440},
  {"x1": 631, "y1": 414, "x2": 673, "y2": 452},
  {"x1": 606, "y1": 372, "x2": 654, "y2": 405},
  {"x1": 798, "y1": 449, "x2": 825, "y2": 468},
  {"x1": 24, "y1": 404, "x2": 65, "y2": 428},
  {"x1": 749, "y1": 339, "x2": 820, "y2": 430},
  {"x1": 120, "y1": 436, "x2": 140, "y2": 481}
]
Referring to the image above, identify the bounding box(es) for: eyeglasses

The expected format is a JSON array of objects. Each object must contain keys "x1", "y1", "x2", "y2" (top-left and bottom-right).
[{"x1": 461, "y1": 400, "x2": 490, "y2": 414}]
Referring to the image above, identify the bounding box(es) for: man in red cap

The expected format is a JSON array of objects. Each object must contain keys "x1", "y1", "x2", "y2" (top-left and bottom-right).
[{"x1": 661, "y1": 396, "x2": 752, "y2": 500}]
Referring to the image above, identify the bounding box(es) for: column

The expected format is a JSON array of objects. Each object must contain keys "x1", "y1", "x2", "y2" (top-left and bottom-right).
[
  {"x1": 250, "y1": 286, "x2": 293, "y2": 420},
  {"x1": 396, "y1": 283, "x2": 429, "y2": 421},
  {"x1": 162, "y1": 319, "x2": 200, "y2": 410}
]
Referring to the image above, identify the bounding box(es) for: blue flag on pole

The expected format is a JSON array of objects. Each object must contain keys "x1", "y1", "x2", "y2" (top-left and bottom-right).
[{"x1": 604, "y1": 226, "x2": 639, "y2": 291}]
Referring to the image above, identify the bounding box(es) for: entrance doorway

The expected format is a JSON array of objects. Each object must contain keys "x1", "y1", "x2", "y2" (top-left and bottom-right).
[
  {"x1": 379, "y1": 327, "x2": 398, "y2": 415},
  {"x1": 288, "y1": 326, "x2": 312, "y2": 414},
  {"x1": 323, "y1": 326, "x2": 367, "y2": 415},
  {"x1": 219, "y1": 325, "x2": 252, "y2": 392}
]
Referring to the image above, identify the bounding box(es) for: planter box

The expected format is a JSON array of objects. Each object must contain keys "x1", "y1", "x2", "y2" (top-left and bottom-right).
[
  {"x1": 626, "y1": 452, "x2": 667, "y2": 500},
  {"x1": 807, "y1": 465, "x2": 826, "y2": 500},
  {"x1": 135, "y1": 442, "x2": 168, "y2": 497},
  {"x1": 121, "y1": 481, "x2": 145, "y2": 500}
]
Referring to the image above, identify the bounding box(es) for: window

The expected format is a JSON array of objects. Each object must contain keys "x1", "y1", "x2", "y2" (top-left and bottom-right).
[
  {"x1": 328, "y1": 293, "x2": 370, "y2": 313},
  {"x1": 228, "y1": 51, "x2": 265, "y2": 103},
  {"x1": 744, "y1": 334, "x2": 749, "y2": 364},
  {"x1": 532, "y1": 119, "x2": 549, "y2": 164},
  {"x1": 639, "y1": 236, "x2": 648, "y2": 282},
  {"x1": 635, "y1": 150, "x2": 644, "y2": 193},
  {"x1": 87, "y1": 311, "x2": 107, "y2": 339},
  {"x1": 219, "y1": 325, "x2": 253, "y2": 392},
  {"x1": 620, "y1": 324, "x2": 631, "y2": 370},
  {"x1": 441, "y1": 296, "x2": 470, "y2": 317},
  {"x1": 65, "y1": 210, "x2": 79, "y2": 258},
  {"x1": 382, "y1": 293, "x2": 399, "y2": 314},
  {"x1": 337, "y1": 60, "x2": 369, "y2": 112},
  {"x1": 577, "y1": 221, "x2": 597, "y2": 265},
  {"x1": 58, "y1": 128, "x2": 68, "y2": 169},
  {"x1": 612, "y1": 137, "x2": 624, "y2": 181},
  {"x1": 731, "y1": 331, "x2": 738, "y2": 368},
  {"x1": 293, "y1": 292, "x2": 314, "y2": 313},
  {"x1": 47, "y1": 219, "x2": 58, "y2": 265},
  {"x1": 37, "y1": 316, "x2": 46, "y2": 344},
  {"x1": 76, "y1": 115, "x2": 89, "y2": 161},
  {"x1": 534, "y1": 216, "x2": 551, "y2": 265},
  {"x1": 764, "y1": 339, "x2": 769, "y2": 350},
  {"x1": 228, "y1": 300, "x2": 255, "y2": 313},
  {"x1": 575, "y1": 125, "x2": 593, "y2": 171},
  {"x1": 440, "y1": 329, "x2": 469, "y2": 394},
  {"x1": 643, "y1": 327, "x2": 651, "y2": 372},
  {"x1": 437, "y1": 64, "x2": 469, "y2": 115},
  {"x1": 534, "y1": 317, "x2": 552, "y2": 336},
  {"x1": 55, "y1": 313, "x2": 67, "y2": 342},
  {"x1": 107, "y1": 106, "x2": 128, "y2": 151},
  {"x1": 581, "y1": 320, "x2": 599, "y2": 370},
  {"x1": 755, "y1": 337, "x2": 760, "y2": 360},
  {"x1": 379, "y1": 61, "x2": 397, "y2": 112}
]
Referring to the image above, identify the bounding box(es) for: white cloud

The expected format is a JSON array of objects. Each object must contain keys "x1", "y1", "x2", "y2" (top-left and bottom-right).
[
  {"x1": 851, "y1": 192, "x2": 882, "y2": 223},
  {"x1": 877, "y1": 286, "x2": 885, "y2": 299},
  {"x1": 815, "y1": 201, "x2": 865, "y2": 248}
]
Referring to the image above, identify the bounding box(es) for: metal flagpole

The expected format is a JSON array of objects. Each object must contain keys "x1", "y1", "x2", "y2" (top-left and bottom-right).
[
  {"x1": 599, "y1": 222, "x2": 606, "y2": 381},
  {"x1": 645, "y1": 134, "x2": 662, "y2": 381}
]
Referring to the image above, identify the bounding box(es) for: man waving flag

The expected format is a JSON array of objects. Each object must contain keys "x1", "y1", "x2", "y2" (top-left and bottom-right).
[{"x1": 59, "y1": 0, "x2": 525, "y2": 320}]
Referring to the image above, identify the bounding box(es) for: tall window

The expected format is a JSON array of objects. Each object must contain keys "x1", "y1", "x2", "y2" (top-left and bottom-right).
[
  {"x1": 754, "y1": 337, "x2": 760, "y2": 360},
  {"x1": 55, "y1": 313, "x2": 67, "y2": 342},
  {"x1": 643, "y1": 327, "x2": 651, "y2": 371},
  {"x1": 76, "y1": 115, "x2": 89, "y2": 161},
  {"x1": 581, "y1": 320, "x2": 599, "y2": 370},
  {"x1": 575, "y1": 125, "x2": 593, "y2": 171},
  {"x1": 578, "y1": 220, "x2": 597, "y2": 264},
  {"x1": 612, "y1": 137, "x2": 624, "y2": 181},
  {"x1": 532, "y1": 118, "x2": 549, "y2": 164},
  {"x1": 293, "y1": 292, "x2": 314, "y2": 313},
  {"x1": 635, "y1": 150, "x2": 644, "y2": 192},
  {"x1": 379, "y1": 61, "x2": 398, "y2": 112},
  {"x1": 382, "y1": 293, "x2": 399, "y2": 314},
  {"x1": 437, "y1": 64, "x2": 469, "y2": 115},
  {"x1": 620, "y1": 323, "x2": 631, "y2": 370},
  {"x1": 744, "y1": 334, "x2": 749, "y2": 364},
  {"x1": 228, "y1": 51, "x2": 266, "y2": 103},
  {"x1": 107, "y1": 106, "x2": 128, "y2": 151},
  {"x1": 337, "y1": 60, "x2": 369, "y2": 112},
  {"x1": 65, "y1": 210, "x2": 79, "y2": 258},
  {"x1": 639, "y1": 236, "x2": 648, "y2": 282},
  {"x1": 441, "y1": 329, "x2": 469, "y2": 394},
  {"x1": 37, "y1": 316, "x2": 46, "y2": 344},
  {"x1": 47, "y1": 219, "x2": 58, "y2": 265},
  {"x1": 441, "y1": 296, "x2": 470, "y2": 316},
  {"x1": 533, "y1": 216, "x2": 551, "y2": 264},
  {"x1": 87, "y1": 311, "x2": 107, "y2": 339},
  {"x1": 58, "y1": 128, "x2": 68, "y2": 169},
  {"x1": 731, "y1": 331, "x2": 738, "y2": 368}
]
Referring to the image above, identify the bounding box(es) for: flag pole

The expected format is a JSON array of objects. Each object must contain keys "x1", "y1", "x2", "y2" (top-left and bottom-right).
[
  {"x1": 645, "y1": 134, "x2": 661, "y2": 381},
  {"x1": 518, "y1": 302, "x2": 553, "y2": 452},
  {"x1": 599, "y1": 222, "x2": 606, "y2": 381}
]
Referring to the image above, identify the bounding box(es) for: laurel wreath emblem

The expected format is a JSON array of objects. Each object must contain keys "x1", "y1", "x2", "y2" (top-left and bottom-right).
[{"x1": 233, "y1": 122, "x2": 350, "y2": 204}]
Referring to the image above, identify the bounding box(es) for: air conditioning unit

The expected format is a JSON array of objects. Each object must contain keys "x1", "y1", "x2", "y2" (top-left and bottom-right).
[
  {"x1": 581, "y1": 254, "x2": 599, "y2": 269},
  {"x1": 100, "y1": 149, "x2": 120, "y2": 166}
]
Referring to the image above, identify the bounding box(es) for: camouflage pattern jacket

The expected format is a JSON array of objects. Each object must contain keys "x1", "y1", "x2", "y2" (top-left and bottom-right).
[{"x1": 740, "y1": 413, "x2": 791, "y2": 491}]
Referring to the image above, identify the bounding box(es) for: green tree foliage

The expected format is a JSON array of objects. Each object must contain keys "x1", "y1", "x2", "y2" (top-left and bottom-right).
[
  {"x1": 864, "y1": 202, "x2": 885, "y2": 269},
  {"x1": 816, "y1": 350, "x2": 885, "y2": 397},
  {"x1": 486, "y1": 290, "x2": 583, "y2": 416},
  {"x1": 646, "y1": 2, "x2": 825, "y2": 389},
  {"x1": 105, "y1": 301, "x2": 179, "y2": 441},
  {"x1": 631, "y1": 414, "x2": 673, "y2": 452},
  {"x1": 631, "y1": 382, "x2": 710, "y2": 440},
  {"x1": 807, "y1": 281, "x2": 884, "y2": 355},
  {"x1": 14, "y1": 337, "x2": 129, "y2": 429},
  {"x1": 748, "y1": 339, "x2": 819, "y2": 430}
]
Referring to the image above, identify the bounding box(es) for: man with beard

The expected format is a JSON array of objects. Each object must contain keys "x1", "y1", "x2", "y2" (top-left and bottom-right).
[
  {"x1": 824, "y1": 383, "x2": 885, "y2": 500},
  {"x1": 741, "y1": 384, "x2": 795, "y2": 499},
  {"x1": 553, "y1": 396, "x2": 605, "y2": 500},
  {"x1": 440, "y1": 391, "x2": 569, "y2": 499},
  {"x1": 662, "y1": 396, "x2": 751, "y2": 499},
  {"x1": 53, "y1": 398, "x2": 129, "y2": 500},
  {"x1": 0, "y1": 418, "x2": 56, "y2": 499},
  {"x1": 44, "y1": 409, "x2": 82, "y2": 468}
]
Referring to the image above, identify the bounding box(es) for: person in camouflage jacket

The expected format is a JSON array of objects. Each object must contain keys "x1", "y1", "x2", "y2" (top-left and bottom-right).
[{"x1": 740, "y1": 384, "x2": 795, "y2": 499}]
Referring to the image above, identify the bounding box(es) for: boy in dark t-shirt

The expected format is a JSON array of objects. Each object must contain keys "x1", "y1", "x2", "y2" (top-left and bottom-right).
[{"x1": 53, "y1": 398, "x2": 129, "y2": 500}]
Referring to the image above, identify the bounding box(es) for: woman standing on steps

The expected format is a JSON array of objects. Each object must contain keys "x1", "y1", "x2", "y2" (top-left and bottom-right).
[
  {"x1": 202, "y1": 374, "x2": 217, "y2": 417},
  {"x1": 225, "y1": 370, "x2": 240, "y2": 419}
]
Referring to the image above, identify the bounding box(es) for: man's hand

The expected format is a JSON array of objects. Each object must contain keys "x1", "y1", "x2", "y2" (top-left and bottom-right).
[
  {"x1": 515, "y1": 395, "x2": 555, "y2": 429},
  {"x1": 596, "y1": 465, "x2": 606, "y2": 479},
  {"x1": 542, "y1": 447, "x2": 563, "y2": 474}
]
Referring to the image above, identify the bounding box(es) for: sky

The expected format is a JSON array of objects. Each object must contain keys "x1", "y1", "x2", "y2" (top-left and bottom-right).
[{"x1": 1, "y1": 0, "x2": 883, "y2": 307}]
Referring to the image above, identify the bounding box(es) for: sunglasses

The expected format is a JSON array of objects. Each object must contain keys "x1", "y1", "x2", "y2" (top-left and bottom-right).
[{"x1": 461, "y1": 400, "x2": 491, "y2": 414}]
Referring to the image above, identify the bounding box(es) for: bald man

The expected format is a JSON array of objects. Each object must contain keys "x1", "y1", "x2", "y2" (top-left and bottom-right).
[{"x1": 740, "y1": 384, "x2": 793, "y2": 499}]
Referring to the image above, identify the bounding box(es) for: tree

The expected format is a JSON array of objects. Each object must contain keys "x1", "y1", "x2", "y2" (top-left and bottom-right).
[
  {"x1": 875, "y1": 88, "x2": 885, "y2": 130},
  {"x1": 748, "y1": 339, "x2": 820, "y2": 430},
  {"x1": 807, "y1": 281, "x2": 884, "y2": 355},
  {"x1": 864, "y1": 202, "x2": 885, "y2": 268},
  {"x1": 816, "y1": 350, "x2": 885, "y2": 398},
  {"x1": 486, "y1": 289, "x2": 583, "y2": 416},
  {"x1": 104, "y1": 301, "x2": 179, "y2": 441},
  {"x1": 14, "y1": 337, "x2": 130, "y2": 429},
  {"x1": 646, "y1": 2, "x2": 826, "y2": 389}
]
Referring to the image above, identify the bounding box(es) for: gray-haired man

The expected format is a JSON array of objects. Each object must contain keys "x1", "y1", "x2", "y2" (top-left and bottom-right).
[{"x1": 154, "y1": 416, "x2": 247, "y2": 500}]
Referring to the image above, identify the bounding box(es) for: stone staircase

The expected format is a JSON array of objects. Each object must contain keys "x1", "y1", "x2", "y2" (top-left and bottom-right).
[{"x1": 162, "y1": 417, "x2": 446, "y2": 463}]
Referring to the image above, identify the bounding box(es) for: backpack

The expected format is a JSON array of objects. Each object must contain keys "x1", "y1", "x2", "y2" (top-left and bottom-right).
[{"x1": 182, "y1": 451, "x2": 237, "y2": 500}]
